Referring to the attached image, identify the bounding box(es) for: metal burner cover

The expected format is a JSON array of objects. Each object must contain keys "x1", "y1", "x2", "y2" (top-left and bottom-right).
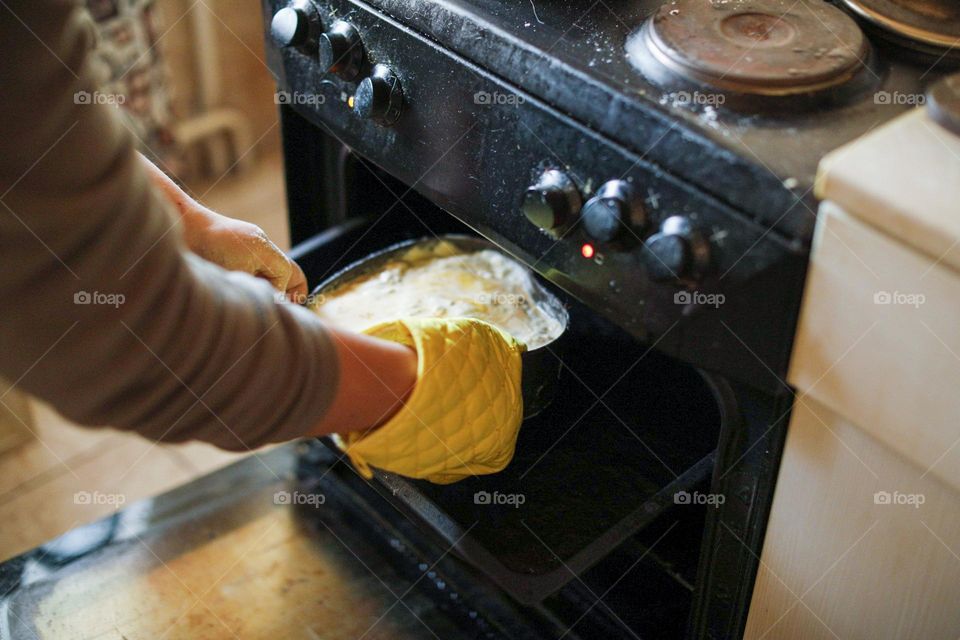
[
  {"x1": 840, "y1": 0, "x2": 960, "y2": 51},
  {"x1": 643, "y1": 0, "x2": 869, "y2": 95}
]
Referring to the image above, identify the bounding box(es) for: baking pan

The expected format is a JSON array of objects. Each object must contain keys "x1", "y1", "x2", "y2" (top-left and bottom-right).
[{"x1": 310, "y1": 234, "x2": 569, "y2": 418}]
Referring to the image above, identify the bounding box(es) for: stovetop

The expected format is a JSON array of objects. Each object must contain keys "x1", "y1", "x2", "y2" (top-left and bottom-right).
[
  {"x1": 365, "y1": 0, "x2": 954, "y2": 240},
  {"x1": 266, "y1": 0, "x2": 957, "y2": 387}
]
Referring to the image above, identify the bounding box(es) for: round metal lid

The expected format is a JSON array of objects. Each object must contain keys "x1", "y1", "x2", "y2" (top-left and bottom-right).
[
  {"x1": 840, "y1": 0, "x2": 960, "y2": 50},
  {"x1": 645, "y1": 0, "x2": 869, "y2": 95}
]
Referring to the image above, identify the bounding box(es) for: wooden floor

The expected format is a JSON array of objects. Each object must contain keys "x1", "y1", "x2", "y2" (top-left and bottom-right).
[{"x1": 0, "y1": 152, "x2": 289, "y2": 562}]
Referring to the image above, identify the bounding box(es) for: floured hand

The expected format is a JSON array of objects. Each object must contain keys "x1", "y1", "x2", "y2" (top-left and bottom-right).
[{"x1": 140, "y1": 152, "x2": 308, "y2": 302}]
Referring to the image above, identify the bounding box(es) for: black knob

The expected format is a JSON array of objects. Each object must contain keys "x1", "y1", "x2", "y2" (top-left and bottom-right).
[
  {"x1": 581, "y1": 180, "x2": 645, "y2": 245},
  {"x1": 646, "y1": 234, "x2": 690, "y2": 282},
  {"x1": 644, "y1": 216, "x2": 710, "y2": 282},
  {"x1": 270, "y1": 1, "x2": 322, "y2": 51},
  {"x1": 318, "y1": 21, "x2": 364, "y2": 81},
  {"x1": 521, "y1": 170, "x2": 582, "y2": 237},
  {"x1": 353, "y1": 65, "x2": 403, "y2": 125}
]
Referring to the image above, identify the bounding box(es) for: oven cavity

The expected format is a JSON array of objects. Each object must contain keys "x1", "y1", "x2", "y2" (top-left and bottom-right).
[{"x1": 295, "y1": 284, "x2": 727, "y2": 637}]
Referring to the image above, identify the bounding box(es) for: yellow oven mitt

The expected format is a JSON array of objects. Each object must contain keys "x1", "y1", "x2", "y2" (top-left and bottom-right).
[{"x1": 333, "y1": 317, "x2": 525, "y2": 484}]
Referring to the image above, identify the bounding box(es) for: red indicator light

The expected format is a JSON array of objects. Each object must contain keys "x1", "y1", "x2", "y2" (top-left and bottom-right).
[{"x1": 581, "y1": 243, "x2": 595, "y2": 259}]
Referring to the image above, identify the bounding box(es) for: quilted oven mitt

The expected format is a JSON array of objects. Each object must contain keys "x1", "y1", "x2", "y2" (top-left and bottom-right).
[{"x1": 333, "y1": 317, "x2": 525, "y2": 484}]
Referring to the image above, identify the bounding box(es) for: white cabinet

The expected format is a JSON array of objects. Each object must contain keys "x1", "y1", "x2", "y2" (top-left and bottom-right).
[{"x1": 746, "y1": 108, "x2": 960, "y2": 639}]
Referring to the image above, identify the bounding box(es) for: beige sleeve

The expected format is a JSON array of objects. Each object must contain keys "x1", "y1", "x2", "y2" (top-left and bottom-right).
[{"x1": 0, "y1": 0, "x2": 339, "y2": 450}]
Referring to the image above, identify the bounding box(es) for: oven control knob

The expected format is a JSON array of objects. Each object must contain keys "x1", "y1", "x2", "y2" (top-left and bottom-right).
[
  {"x1": 352, "y1": 65, "x2": 403, "y2": 125},
  {"x1": 581, "y1": 180, "x2": 645, "y2": 245},
  {"x1": 521, "y1": 169, "x2": 582, "y2": 236},
  {"x1": 318, "y1": 21, "x2": 364, "y2": 81},
  {"x1": 644, "y1": 216, "x2": 710, "y2": 282},
  {"x1": 270, "y1": 1, "x2": 322, "y2": 51}
]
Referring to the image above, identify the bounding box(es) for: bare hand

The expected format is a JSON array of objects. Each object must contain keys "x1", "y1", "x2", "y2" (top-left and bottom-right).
[
  {"x1": 140, "y1": 153, "x2": 308, "y2": 302},
  {"x1": 182, "y1": 209, "x2": 308, "y2": 302}
]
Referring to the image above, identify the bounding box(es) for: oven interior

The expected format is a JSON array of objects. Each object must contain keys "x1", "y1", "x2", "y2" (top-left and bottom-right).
[{"x1": 290, "y1": 152, "x2": 739, "y2": 639}]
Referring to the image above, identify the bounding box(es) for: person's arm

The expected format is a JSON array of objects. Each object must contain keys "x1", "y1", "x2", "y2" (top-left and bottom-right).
[
  {"x1": 0, "y1": 0, "x2": 413, "y2": 450},
  {"x1": 138, "y1": 153, "x2": 309, "y2": 302},
  {"x1": 310, "y1": 329, "x2": 417, "y2": 437}
]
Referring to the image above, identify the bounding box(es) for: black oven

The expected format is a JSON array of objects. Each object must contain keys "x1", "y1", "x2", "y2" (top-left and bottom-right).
[
  {"x1": 263, "y1": 0, "x2": 950, "y2": 636},
  {"x1": 285, "y1": 189, "x2": 790, "y2": 639},
  {"x1": 277, "y1": 107, "x2": 794, "y2": 640}
]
